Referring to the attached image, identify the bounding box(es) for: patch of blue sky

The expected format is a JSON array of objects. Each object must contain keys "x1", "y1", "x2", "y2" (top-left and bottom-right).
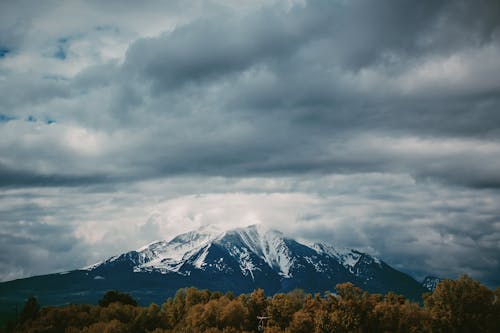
[
  {"x1": 52, "y1": 36, "x2": 76, "y2": 60},
  {"x1": 0, "y1": 47, "x2": 10, "y2": 58},
  {"x1": 45, "y1": 117, "x2": 56, "y2": 125},
  {"x1": 58, "y1": 36, "x2": 70, "y2": 44},
  {"x1": 54, "y1": 45, "x2": 67, "y2": 60},
  {"x1": 22, "y1": 115, "x2": 57, "y2": 124},
  {"x1": 95, "y1": 25, "x2": 119, "y2": 33},
  {"x1": 42, "y1": 74, "x2": 69, "y2": 82},
  {"x1": 0, "y1": 114, "x2": 16, "y2": 122}
]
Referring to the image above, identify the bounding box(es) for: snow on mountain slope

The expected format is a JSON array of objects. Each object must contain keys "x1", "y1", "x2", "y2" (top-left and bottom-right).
[
  {"x1": 220, "y1": 225, "x2": 296, "y2": 277},
  {"x1": 87, "y1": 224, "x2": 387, "y2": 283},
  {"x1": 134, "y1": 226, "x2": 225, "y2": 274},
  {"x1": 311, "y1": 243, "x2": 361, "y2": 271},
  {"x1": 422, "y1": 276, "x2": 442, "y2": 291}
]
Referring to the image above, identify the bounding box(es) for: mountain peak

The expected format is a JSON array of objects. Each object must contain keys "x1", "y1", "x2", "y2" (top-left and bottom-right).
[{"x1": 197, "y1": 223, "x2": 225, "y2": 236}]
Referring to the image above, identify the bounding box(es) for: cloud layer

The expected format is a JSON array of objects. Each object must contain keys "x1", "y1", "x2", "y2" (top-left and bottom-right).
[{"x1": 1, "y1": 0, "x2": 500, "y2": 287}]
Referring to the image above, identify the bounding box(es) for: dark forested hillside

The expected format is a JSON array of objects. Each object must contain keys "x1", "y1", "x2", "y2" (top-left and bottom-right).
[{"x1": 2, "y1": 275, "x2": 499, "y2": 333}]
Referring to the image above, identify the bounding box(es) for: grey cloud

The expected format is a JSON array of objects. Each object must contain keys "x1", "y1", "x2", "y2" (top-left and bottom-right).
[
  {"x1": 0, "y1": 164, "x2": 112, "y2": 188},
  {"x1": 0, "y1": 74, "x2": 70, "y2": 111},
  {"x1": 325, "y1": 0, "x2": 500, "y2": 69},
  {"x1": 124, "y1": 4, "x2": 330, "y2": 91},
  {"x1": 0, "y1": 2, "x2": 31, "y2": 51},
  {"x1": 1, "y1": 0, "x2": 500, "y2": 289},
  {"x1": 1, "y1": 0, "x2": 498, "y2": 188},
  {"x1": 289, "y1": 178, "x2": 500, "y2": 287},
  {"x1": 0, "y1": 204, "x2": 86, "y2": 279}
]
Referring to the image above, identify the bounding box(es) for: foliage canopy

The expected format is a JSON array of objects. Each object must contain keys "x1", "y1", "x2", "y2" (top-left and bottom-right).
[{"x1": 2, "y1": 275, "x2": 499, "y2": 333}]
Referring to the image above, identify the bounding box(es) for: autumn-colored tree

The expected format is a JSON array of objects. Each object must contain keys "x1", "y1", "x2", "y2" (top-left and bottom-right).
[
  {"x1": 201, "y1": 299, "x2": 222, "y2": 329},
  {"x1": 225, "y1": 291, "x2": 235, "y2": 300},
  {"x1": 85, "y1": 319, "x2": 130, "y2": 333},
  {"x1": 203, "y1": 328, "x2": 222, "y2": 333},
  {"x1": 267, "y1": 290, "x2": 304, "y2": 330},
  {"x1": 372, "y1": 292, "x2": 431, "y2": 333},
  {"x1": 131, "y1": 303, "x2": 165, "y2": 332},
  {"x1": 99, "y1": 302, "x2": 136, "y2": 324},
  {"x1": 424, "y1": 274, "x2": 499, "y2": 333},
  {"x1": 247, "y1": 288, "x2": 267, "y2": 320},
  {"x1": 329, "y1": 282, "x2": 368, "y2": 332},
  {"x1": 221, "y1": 299, "x2": 248, "y2": 330},
  {"x1": 286, "y1": 309, "x2": 314, "y2": 333},
  {"x1": 184, "y1": 303, "x2": 206, "y2": 333},
  {"x1": 264, "y1": 325, "x2": 283, "y2": 333},
  {"x1": 210, "y1": 291, "x2": 224, "y2": 300},
  {"x1": 162, "y1": 288, "x2": 186, "y2": 327},
  {"x1": 148, "y1": 329, "x2": 170, "y2": 333},
  {"x1": 185, "y1": 287, "x2": 211, "y2": 308},
  {"x1": 7, "y1": 278, "x2": 500, "y2": 333}
]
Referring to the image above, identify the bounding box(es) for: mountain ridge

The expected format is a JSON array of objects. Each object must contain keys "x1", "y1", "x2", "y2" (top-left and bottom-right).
[
  {"x1": 0, "y1": 224, "x2": 429, "y2": 314},
  {"x1": 88, "y1": 224, "x2": 377, "y2": 279}
]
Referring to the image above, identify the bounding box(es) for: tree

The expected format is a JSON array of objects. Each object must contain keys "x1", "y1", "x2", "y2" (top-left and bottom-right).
[
  {"x1": 372, "y1": 293, "x2": 431, "y2": 332},
  {"x1": 9, "y1": 278, "x2": 500, "y2": 333},
  {"x1": 267, "y1": 290, "x2": 304, "y2": 330},
  {"x1": 221, "y1": 299, "x2": 248, "y2": 330},
  {"x1": 20, "y1": 296, "x2": 40, "y2": 323},
  {"x1": 246, "y1": 288, "x2": 268, "y2": 331},
  {"x1": 99, "y1": 290, "x2": 138, "y2": 307},
  {"x1": 186, "y1": 287, "x2": 211, "y2": 308},
  {"x1": 287, "y1": 309, "x2": 314, "y2": 333},
  {"x1": 424, "y1": 274, "x2": 498, "y2": 332}
]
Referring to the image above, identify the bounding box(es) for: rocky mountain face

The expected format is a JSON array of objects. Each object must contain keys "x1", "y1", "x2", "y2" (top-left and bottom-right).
[{"x1": 0, "y1": 225, "x2": 428, "y2": 313}]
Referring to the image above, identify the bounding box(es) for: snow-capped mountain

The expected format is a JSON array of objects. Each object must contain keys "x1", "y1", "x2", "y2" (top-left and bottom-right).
[
  {"x1": 88, "y1": 225, "x2": 354, "y2": 278},
  {"x1": 86, "y1": 224, "x2": 426, "y2": 299},
  {"x1": 0, "y1": 225, "x2": 428, "y2": 311}
]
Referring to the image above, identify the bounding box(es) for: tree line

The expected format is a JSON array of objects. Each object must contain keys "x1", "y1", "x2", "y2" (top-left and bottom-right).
[{"x1": 2, "y1": 275, "x2": 499, "y2": 333}]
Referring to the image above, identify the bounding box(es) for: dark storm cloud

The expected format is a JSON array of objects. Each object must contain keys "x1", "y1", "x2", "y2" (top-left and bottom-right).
[
  {"x1": 0, "y1": 164, "x2": 112, "y2": 188},
  {"x1": 102, "y1": 0, "x2": 499, "y2": 190},
  {"x1": 2, "y1": 0, "x2": 499, "y2": 188},
  {"x1": 118, "y1": 0, "x2": 500, "y2": 171},
  {"x1": 124, "y1": 2, "x2": 331, "y2": 90},
  {"x1": 124, "y1": 0, "x2": 497, "y2": 85}
]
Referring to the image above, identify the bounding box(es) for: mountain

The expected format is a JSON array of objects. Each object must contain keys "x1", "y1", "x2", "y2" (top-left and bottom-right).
[
  {"x1": 421, "y1": 276, "x2": 443, "y2": 292},
  {"x1": 0, "y1": 225, "x2": 427, "y2": 315}
]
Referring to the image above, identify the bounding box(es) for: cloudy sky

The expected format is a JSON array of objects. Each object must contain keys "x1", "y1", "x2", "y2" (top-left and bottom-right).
[{"x1": 1, "y1": 0, "x2": 500, "y2": 287}]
